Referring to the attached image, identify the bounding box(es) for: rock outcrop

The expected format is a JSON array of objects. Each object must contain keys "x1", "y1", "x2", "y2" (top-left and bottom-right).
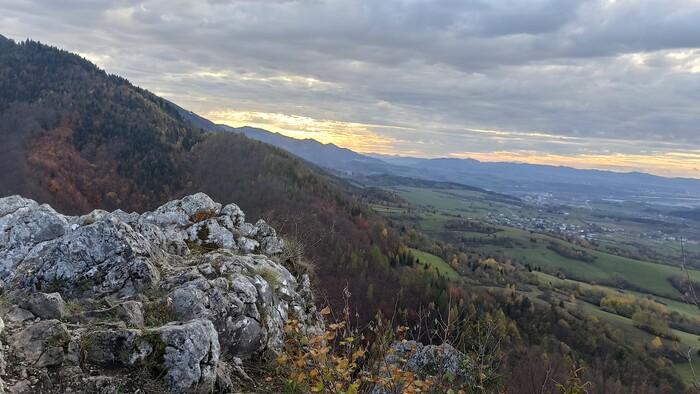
[{"x1": 0, "y1": 193, "x2": 322, "y2": 393}]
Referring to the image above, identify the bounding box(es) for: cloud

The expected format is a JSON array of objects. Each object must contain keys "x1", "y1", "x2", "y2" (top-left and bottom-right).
[{"x1": 2, "y1": 0, "x2": 700, "y2": 176}]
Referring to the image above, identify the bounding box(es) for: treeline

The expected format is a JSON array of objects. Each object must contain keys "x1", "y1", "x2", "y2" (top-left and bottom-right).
[
  {"x1": 444, "y1": 218, "x2": 500, "y2": 234},
  {"x1": 547, "y1": 242, "x2": 597, "y2": 263}
]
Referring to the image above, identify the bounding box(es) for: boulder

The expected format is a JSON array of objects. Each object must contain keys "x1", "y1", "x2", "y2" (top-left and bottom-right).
[
  {"x1": 11, "y1": 215, "x2": 162, "y2": 299},
  {"x1": 21, "y1": 292, "x2": 68, "y2": 320},
  {"x1": 155, "y1": 192, "x2": 222, "y2": 222},
  {"x1": 10, "y1": 320, "x2": 70, "y2": 367},
  {"x1": 153, "y1": 319, "x2": 220, "y2": 393},
  {"x1": 81, "y1": 328, "x2": 142, "y2": 366},
  {"x1": 221, "y1": 203, "x2": 245, "y2": 227},
  {"x1": 4, "y1": 307, "x2": 34, "y2": 324},
  {"x1": 0, "y1": 197, "x2": 69, "y2": 277},
  {"x1": 382, "y1": 341, "x2": 467, "y2": 379}
]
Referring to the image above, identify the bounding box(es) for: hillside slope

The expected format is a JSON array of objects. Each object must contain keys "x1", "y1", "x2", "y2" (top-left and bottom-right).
[
  {"x1": 0, "y1": 36, "x2": 446, "y2": 318},
  {"x1": 0, "y1": 38, "x2": 202, "y2": 213}
]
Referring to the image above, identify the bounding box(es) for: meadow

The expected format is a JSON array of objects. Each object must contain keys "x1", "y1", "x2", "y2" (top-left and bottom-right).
[{"x1": 371, "y1": 183, "x2": 700, "y2": 384}]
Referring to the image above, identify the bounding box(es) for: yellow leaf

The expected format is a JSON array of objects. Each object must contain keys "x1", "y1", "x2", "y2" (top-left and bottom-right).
[
  {"x1": 351, "y1": 349, "x2": 366, "y2": 362},
  {"x1": 320, "y1": 307, "x2": 331, "y2": 315},
  {"x1": 297, "y1": 372, "x2": 306, "y2": 383}
]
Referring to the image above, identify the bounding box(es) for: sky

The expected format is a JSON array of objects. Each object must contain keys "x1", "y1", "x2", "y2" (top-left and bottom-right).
[{"x1": 2, "y1": 0, "x2": 700, "y2": 178}]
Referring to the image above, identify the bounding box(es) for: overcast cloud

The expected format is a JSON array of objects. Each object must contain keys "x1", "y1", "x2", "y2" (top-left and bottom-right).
[{"x1": 2, "y1": 0, "x2": 700, "y2": 177}]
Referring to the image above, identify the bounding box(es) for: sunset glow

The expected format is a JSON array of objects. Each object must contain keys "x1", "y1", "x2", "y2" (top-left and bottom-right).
[
  {"x1": 451, "y1": 151, "x2": 700, "y2": 178},
  {"x1": 207, "y1": 110, "x2": 403, "y2": 154}
]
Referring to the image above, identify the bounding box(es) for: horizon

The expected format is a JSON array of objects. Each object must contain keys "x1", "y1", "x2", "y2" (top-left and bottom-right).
[
  {"x1": 222, "y1": 121, "x2": 700, "y2": 181},
  {"x1": 3, "y1": 1, "x2": 700, "y2": 178}
]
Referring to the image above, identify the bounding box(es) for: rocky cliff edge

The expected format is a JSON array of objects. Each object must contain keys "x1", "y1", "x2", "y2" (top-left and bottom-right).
[{"x1": 0, "y1": 193, "x2": 322, "y2": 393}]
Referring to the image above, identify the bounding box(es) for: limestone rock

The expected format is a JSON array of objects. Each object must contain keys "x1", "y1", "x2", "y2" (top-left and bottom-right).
[
  {"x1": 221, "y1": 203, "x2": 245, "y2": 227},
  {"x1": 385, "y1": 341, "x2": 466, "y2": 379},
  {"x1": 10, "y1": 215, "x2": 162, "y2": 299},
  {"x1": 0, "y1": 197, "x2": 69, "y2": 277},
  {"x1": 153, "y1": 319, "x2": 220, "y2": 393},
  {"x1": 21, "y1": 292, "x2": 68, "y2": 320},
  {"x1": 237, "y1": 237, "x2": 259, "y2": 254},
  {"x1": 0, "y1": 193, "x2": 322, "y2": 393},
  {"x1": 187, "y1": 219, "x2": 238, "y2": 251},
  {"x1": 10, "y1": 320, "x2": 70, "y2": 367},
  {"x1": 81, "y1": 328, "x2": 142, "y2": 366},
  {"x1": 70, "y1": 301, "x2": 144, "y2": 327},
  {"x1": 155, "y1": 192, "x2": 222, "y2": 222},
  {"x1": 4, "y1": 307, "x2": 34, "y2": 324},
  {"x1": 7, "y1": 380, "x2": 32, "y2": 394},
  {"x1": 164, "y1": 252, "x2": 320, "y2": 360}
]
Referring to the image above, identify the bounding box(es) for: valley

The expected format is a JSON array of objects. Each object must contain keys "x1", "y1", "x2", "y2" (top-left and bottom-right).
[{"x1": 364, "y1": 177, "x2": 700, "y2": 383}]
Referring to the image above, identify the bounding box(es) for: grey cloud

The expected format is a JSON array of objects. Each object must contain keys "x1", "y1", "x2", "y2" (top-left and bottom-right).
[{"x1": 2, "y1": 0, "x2": 700, "y2": 173}]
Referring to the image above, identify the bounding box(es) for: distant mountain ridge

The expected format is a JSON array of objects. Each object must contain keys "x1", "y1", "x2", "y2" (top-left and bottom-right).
[
  {"x1": 167, "y1": 103, "x2": 393, "y2": 173},
  {"x1": 176, "y1": 107, "x2": 700, "y2": 205}
]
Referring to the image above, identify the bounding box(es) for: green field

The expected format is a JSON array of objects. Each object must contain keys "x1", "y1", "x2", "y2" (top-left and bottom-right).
[
  {"x1": 376, "y1": 183, "x2": 700, "y2": 385},
  {"x1": 382, "y1": 186, "x2": 700, "y2": 301},
  {"x1": 528, "y1": 272, "x2": 700, "y2": 383},
  {"x1": 411, "y1": 249, "x2": 460, "y2": 281},
  {"x1": 480, "y1": 227, "x2": 699, "y2": 299}
]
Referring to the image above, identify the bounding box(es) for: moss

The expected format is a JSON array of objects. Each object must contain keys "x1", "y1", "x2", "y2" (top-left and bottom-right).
[
  {"x1": 83, "y1": 216, "x2": 97, "y2": 225},
  {"x1": 141, "y1": 285, "x2": 169, "y2": 301},
  {"x1": 65, "y1": 300, "x2": 83, "y2": 314},
  {"x1": 76, "y1": 271, "x2": 105, "y2": 293},
  {"x1": 0, "y1": 294, "x2": 11, "y2": 314},
  {"x1": 41, "y1": 276, "x2": 69, "y2": 293},
  {"x1": 44, "y1": 331, "x2": 71, "y2": 349},
  {"x1": 138, "y1": 330, "x2": 169, "y2": 380},
  {"x1": 184, "y1": 239, "x2": 219, "y2": 256},
  {"x1": 196, "y1": 223, "x2": 210, "y2": 241}
]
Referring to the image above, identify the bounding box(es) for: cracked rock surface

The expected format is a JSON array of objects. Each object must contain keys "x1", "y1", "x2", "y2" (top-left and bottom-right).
[{"x1": 0, "y1": 193, "x2": 322, "y2": 393}]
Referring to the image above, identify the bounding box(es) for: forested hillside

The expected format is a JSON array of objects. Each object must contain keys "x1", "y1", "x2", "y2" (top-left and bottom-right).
[{"x1": 0, "y1": 37, "x2": 446, "y2": 320}]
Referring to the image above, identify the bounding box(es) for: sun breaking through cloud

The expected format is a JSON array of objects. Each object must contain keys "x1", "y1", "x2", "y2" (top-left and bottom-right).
[{"x1": 207, "y1": 110, "x2": 403, "y2": 154}]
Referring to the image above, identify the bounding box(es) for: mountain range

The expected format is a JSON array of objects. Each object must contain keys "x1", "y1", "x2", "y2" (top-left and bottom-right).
[{"x1": 173, "y1": 107, "x2": 700, "y2": 207}]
